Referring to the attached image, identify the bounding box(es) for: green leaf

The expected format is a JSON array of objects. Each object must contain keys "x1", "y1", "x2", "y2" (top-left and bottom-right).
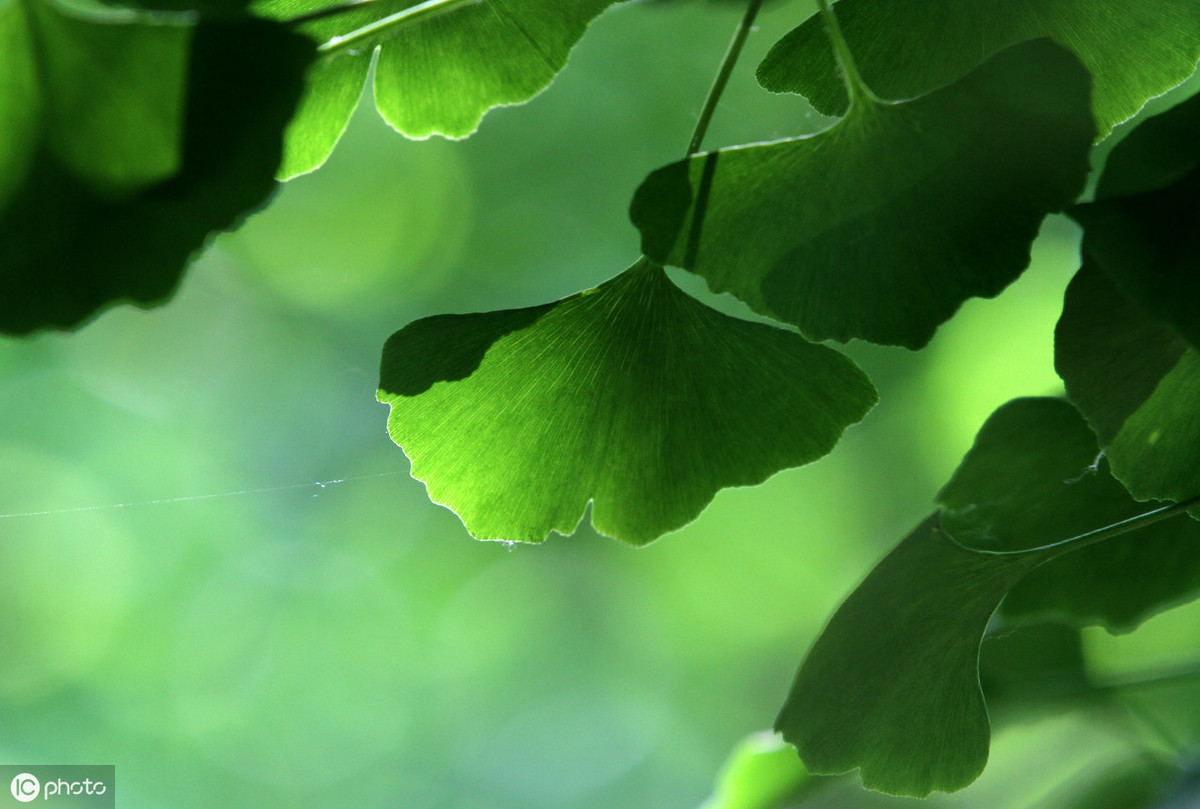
[
  {"x1": 1071, "y1": 93, "x2": 1200, "y2": 347},
  {"x1": 377, "y1": 260, "x2": 876, "y2": 545},
  {"x1": 257, "y1": 0, "x2": 619, "y2": 178},
  {"x1": 1056, "y1": 262, "x2": 1200, "y2": 504},
  {"x1": 0, "y1": 5, "x2": 311, "y2": 333},
  {"x1": 1005, "y1": 510, "x2": 1200, "y2": 634},
  {"x1": 937, "y1": 398, "x2": 1143, "y2": 553},
  {"x1": 777, "y1": 398, "x2": 1200, "y2": 795},
  {"x1": 775, "y1": 515, "x2": 1046, "y2": 797},
  {"x1": 700, "y1": 732, "x2": 814, "y2": 809},
  {"x1": 978, "y1": 622, "x2": 1092, "y2": 711},
  {"x1": 755, "y1": 0, "x2": 1200, "y2": 139},
  {"x1": 630, "y1": 39, "x2": 1094, "y2": 348},
  {"x1": 0, "y1": 0, "x2": 189, "y2": 205},
  {"x1": 938, "y1": 396, "x2": 1200, "y2": 633}
]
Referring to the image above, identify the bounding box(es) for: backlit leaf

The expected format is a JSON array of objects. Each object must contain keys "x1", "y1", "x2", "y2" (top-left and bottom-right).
[
  {"x1": 378, "y1": 260, "x2": 876, "y2": 545},
  {"x1": 756, "y1": 0, "x2": 1200, "y2": 139},
  {"x1": 257, "y1": 0, "x2": 619, "y2": 177},
  {"x1": 631, "y1": 39, "x2": 1093, "y2": 348}
]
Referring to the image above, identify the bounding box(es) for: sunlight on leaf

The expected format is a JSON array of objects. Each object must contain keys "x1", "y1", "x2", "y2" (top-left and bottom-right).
[
  {"x1": 257, "y1": 0, "x2": 619, "y2": 178},
  {"x1": 631, "y1": 39, "x2": 1094, "y2": 348},
  {"x1": 756, "y1": 0, "x2": 1200, "y2": 139},
  {"x1": 0, "y1": 8, "x2": 311, "y2": 333},
  {"x1": 378, "y1": 260, "x2": 876, "y2": 545}
]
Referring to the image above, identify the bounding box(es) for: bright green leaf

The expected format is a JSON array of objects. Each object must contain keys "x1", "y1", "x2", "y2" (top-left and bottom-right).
[
  {"x1": 775, "y1": 515, "x2": 1045, "y2": 797},
  {"x1": 1056, "y1": 262, "x2": 1200, "y2": 505},
  {"x1": 755, "y1": 0, "x2": 1200, "y2": 139},
  {"x1": 256, "y1": 0, "x2": 618, "y2": 178},
  {"x1": 700, "y1": 732, "x2": 814, "y2": 809},
  {"x1": 1071, "y1": 92, "x2": 1200, "y2": 347},
  {"x1": 630, "y1": 39, "x2": 1094, "y2": 348},
  {"x1": 377, "y1": 260, "x2": 876, "y2": 545},
  {"x1": 0, "y1": 10, "x2": 311, "y2": 333}
]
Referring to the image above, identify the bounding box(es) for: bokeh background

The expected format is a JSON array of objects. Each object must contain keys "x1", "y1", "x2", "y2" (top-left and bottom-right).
[{"x1": 2, "y1": 1, "x2": 1199, "y2": 806}]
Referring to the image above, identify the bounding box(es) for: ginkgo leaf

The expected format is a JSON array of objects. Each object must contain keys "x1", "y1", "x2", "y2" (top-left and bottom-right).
[
  {"x1": 630, "y1": 39, "x2": 1094, "y2": 348},
  {"x1": 0, "y1": 6, "x2": 311, "y2": 333},
  {"x1": 1057, "y1": 94, "x2": 1200, "y2": 507},
  {"x1": 256, "y1": 0, "x2": 619, "y2": 178},
  {"x1": 1056, "y1": 262, "x2": 1200, "y2": 506},
  {"x1": 775, "y1": 515, "x2": 1047, "y2": 797},
  {"x1": 1070, "y1": 92, "x2": 1200, "y2": 347},
  {"x1": 755, "y1": 0, "x2": 1200, "y2": 139},
  {"x1": 777, "y1": 398, "x2": 1200, "y2": 796},
  {"x1": 937, "y1": 397, "x2": 1200, "y2": 633},
  {"x1": 377, "y1": 260, "x2": 876, "y2": 545}
]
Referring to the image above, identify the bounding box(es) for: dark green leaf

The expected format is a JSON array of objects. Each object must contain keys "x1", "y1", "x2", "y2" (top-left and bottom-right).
[
  {"x1": 257, "y1": 0, "x2": 619, "y2": 178},
  {"x1": 978, "y1": 622, "x2": 1092, "y2": 711},
  {"x1": 937, "y1": 398, "x2": 1142, "y2": 552},
  {"x1": 630, "y1": 39, "x2": 1094, "y2": 348},
  {"x1": 756, "y1": 0, "x2": 1200, "y2": 139},
  {"x1": 1005, "y1": 512, "x2": 1200, "y2": 634},
  {"x1": 775, "y1": 516, "x2": 1046, "y2": 797},
  {"x1": 1056, "y1": 262, "x2": 1200, "y2": 504},
  {"x1": 0, "y1": 5, "x2": 311, "y2": 333},
  {"x1": 700, "y1": 732, "x2": 814, "y2": 809},
  {"x1": 778, "y1": 398, "x2": 1200, "y2": 795},
  {"x1": 938, "y1": 396, "x2": 1200, "y2": 633},
  {"x1": 1071, "y1": 93, "x2": 1200, "y2": 347},
  {"x1": 378, "y1": 261, "x2": 876, "y2": 545}
]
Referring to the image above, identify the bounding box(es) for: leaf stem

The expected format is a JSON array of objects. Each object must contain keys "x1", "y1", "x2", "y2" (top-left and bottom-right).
[
  {"x1": 1042, "y1": 495, "x2": 1200, "y2": 558},
  {"x1": 814, "y1": 0, "x2": 876, "y2": 108},
  {"x1": 311, "y1": 0, "x2": 480, "y2": 54},
  {"x1": 686, "y1": 0, "x2": 766, "y2": 157}
]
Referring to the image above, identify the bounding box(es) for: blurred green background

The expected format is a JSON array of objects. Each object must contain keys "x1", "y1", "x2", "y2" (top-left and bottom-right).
[{"x1": 2, "y1": 2, "x2": 1198, "y2": 807}]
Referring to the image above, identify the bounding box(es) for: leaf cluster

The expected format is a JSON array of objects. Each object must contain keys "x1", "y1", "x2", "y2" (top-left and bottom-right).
[{"x1": 3, "y1": 0, "x2": 1200, "y2": 803}]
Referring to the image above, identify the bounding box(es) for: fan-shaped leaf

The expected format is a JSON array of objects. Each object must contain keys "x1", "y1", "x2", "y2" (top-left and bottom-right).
[
  {"x1": 257, "y1": 0, "x2": 619, "y2": 178},
  {"x1": 775, "y1": 515, "x2": 1045, "y2": 797},
  {"x1": 938, "y1": 397, "x2": 1200, "y2": 633},
  {"x1": 378, "y1": 260, "x2": 876, "y2": 545},
  {"x1": 756, "y1": 0, "x2": 1200, "y2": 139},
  {"x1": 0, "y1": 3, "x2": 310, "y2": 333},
  {"x1": 631, "y1": 39, "x2": 1093, "y2": 348},
  {"x1": 778, "y1": 398, "x2": 1200, "y2": 796}
]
